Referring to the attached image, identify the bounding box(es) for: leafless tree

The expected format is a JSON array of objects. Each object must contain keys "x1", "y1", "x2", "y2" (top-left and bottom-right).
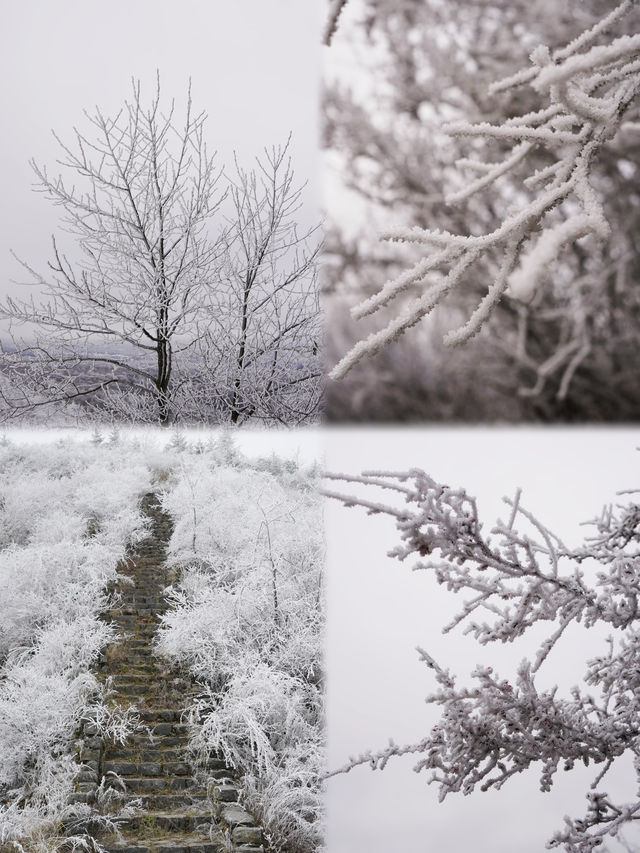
[
  {"x1": 0, "y1": 77, "x2": 227, "y2": 424},
  {"x1": 194, "y1": 140, "x2": 321, "y2": 425},
  {"x1": 0, "y1": 81, "x2": 321, "y2": 425}
]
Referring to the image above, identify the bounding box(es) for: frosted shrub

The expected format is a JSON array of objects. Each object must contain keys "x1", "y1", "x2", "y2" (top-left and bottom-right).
[
  {"x1": 0, "y1": 442, "x2": 150, "y2": 553},
  {"x1": 325, "y1": 469, "x2": 640, "y2": 852},
  {"x1": 156, "y1": 452, "x2": 324, "y2": 853},
  {"x1": 0, "y1": 618, "x2": 123, "y2": 849},
  {"x1": 0, "y1": 438, "x2": 153, "y2": 849},
  {"x1": 0, "y1": 543, "x2": 116, "y2": 660},
  {"x1": 0, "y1": 618, "x2": 141, "y2": 850}
]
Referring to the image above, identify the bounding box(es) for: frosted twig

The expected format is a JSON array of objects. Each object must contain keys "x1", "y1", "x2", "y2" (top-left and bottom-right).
[
  {"x1": 331, "y1": 1, "x2": 640, "y2": 379},
  {"x1": 327, "y1": 461, "x2": 640, "y2": 850}
]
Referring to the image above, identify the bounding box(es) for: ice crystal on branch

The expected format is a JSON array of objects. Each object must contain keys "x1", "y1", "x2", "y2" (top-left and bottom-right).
[
  {"x1": 324, "y1": 468, "x2": 640, "y2": 852},
  {"x1": 330, "y1": 1, "x2": 640, "y2": 379}
]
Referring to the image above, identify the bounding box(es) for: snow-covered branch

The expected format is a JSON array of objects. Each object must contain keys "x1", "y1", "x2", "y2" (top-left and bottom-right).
[
  {"x1": 330, "y1": 1, "x2": 640, "y2": 379},
  {"x1": 324, "y1": 467, "x2": 640, "y2": 852}
]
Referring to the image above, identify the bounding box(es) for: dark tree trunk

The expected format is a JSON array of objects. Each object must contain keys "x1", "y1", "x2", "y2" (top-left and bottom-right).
[
  {"x1": 230, "y1": 278, "x2": 251, "y2": 424},
  {"x1": 155, "y1": 336, "x2": 172, "y2": 425}
]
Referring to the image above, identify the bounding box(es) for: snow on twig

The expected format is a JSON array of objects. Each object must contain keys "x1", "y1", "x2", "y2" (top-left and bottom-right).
[
  {"x1": 330, "y1": 2, "x2": 640, "y2": 379},
  {"x1": 325, "y1": 465, "x2": 640, "y2": 851}
]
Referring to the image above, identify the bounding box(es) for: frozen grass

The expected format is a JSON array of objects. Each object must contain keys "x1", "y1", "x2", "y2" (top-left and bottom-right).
[
  {"x1": 0, "y1": 437, "x2": 152, "y2": 850},
  {"x1": 155, "y1": 440, "x2": 324, "y2": 853}
]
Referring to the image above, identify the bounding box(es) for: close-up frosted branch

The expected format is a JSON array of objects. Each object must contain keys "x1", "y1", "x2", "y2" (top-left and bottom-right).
[
  {"x1": 330, "y1": 1, "x2": 640, "y2": 380},
  {"x1": 324, "y1": 467, "x2": 640, "y2": 852}
]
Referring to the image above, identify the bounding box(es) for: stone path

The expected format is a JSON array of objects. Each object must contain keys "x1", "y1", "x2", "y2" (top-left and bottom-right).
[{"x1": 74, "y1": 493, "x2": 263, "y2": 853}]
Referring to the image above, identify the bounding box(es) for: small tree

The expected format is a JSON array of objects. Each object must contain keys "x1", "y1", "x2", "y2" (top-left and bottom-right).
[
  {"x1": 0, "y1": 78, "x2": 227, "y2": 424},
  {"x1": 196, "y1": 140, "x2": 321, "y2": 425},
  {"x1": 325, "y1": 468, "x2": 640, "y2": 852}
]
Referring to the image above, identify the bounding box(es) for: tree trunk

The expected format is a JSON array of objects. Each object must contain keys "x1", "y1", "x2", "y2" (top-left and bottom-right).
[
  {"x1": 230, "y1": 278, "x2": 251, "y2": 424},
  {"x1": 156, "y1": 333, "x2": 172, "y2": 425}
]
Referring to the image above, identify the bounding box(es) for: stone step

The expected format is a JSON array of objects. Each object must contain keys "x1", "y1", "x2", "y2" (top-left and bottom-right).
[
  {"x1": 114, "y1": 683, "x2": 152, "y2": 696},
  {"x1": 106, "y1": 747, "x2": 186, "y2": 762},
  {"x1": 122, "y1": 792, "x2": 209, "y2": 811},
  {"x1": 110, "y1": 660, "x2": 157, "y2": 671},
  {"x1": 104, "y1": 673, "x2": 170, "y2": 684},
  {"x1": 106, "y1": 669, "x2": 161, "y2": 680},
  {"x1": 101, "y1": 834, "x2": 225, "y2": 853},
  {"x1": 111, "y1": 618, "x2": 158, "y2": 627},
  {"x1": 106, "y1": 731, "x2": 181, "y2": 746},
  {"x1": 117, "y1": 809, "x2": 215, "y2": 834},
  {"x1": 135, "y1": 723, "x2": 191, "y2": 738},
  {"x1": 119, "y1": 776, "x2": 202, "y2": 794},
  {"x1": 99, "y1": 660, "x2": 161, "y2": 673},
  {"x1": 118, "y1": 652, "x2": 155, "y2": 663},
  {"x1": 112, "y1": 674, "x2": 190, "y2": 688},
  {"x1": 103, "y1": 760, "x2": 193, "y2": 778},
  {"x1": 114, "y1": 605, "x2": 154, "y2": 614},
  {"x1": 138, "y1": 710, "x2": 187, "y2": 723},
  {"x1": 116, "y1": 612, "x2": 163, "y2": 619}
]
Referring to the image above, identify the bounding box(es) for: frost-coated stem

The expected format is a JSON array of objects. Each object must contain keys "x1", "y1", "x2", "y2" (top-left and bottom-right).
[
  {"x1": 324, "y1": 464, "x2": 640, "y2": 851},
  {"x1": 331, "y1": 1, "x2": 640, "y2": 379}
]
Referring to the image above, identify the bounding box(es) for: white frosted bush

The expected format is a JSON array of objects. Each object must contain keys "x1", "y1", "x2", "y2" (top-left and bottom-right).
[
  {"x1": 156, "y1": 452, "x2": 324, "y2": 853},
  {"x1": 0, "y1": 437, "x2": 154, "y2": 848},
  {"x1": 0, "y1": 543, "x2": 116, "y2": 659}
]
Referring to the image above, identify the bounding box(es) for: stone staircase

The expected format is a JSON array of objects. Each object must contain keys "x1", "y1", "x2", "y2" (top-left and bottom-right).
[{"x1": 72, "y1": 492, "x2": 263, "y2": 853}]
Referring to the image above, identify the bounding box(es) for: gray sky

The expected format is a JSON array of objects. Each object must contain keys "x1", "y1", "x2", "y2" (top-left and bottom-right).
[
  {"x1": 0, "y1": 0, "x2": 321, "y2": 302},
  {"x1": 325, "y1": 427, "x2": 640, "y2": 853}
]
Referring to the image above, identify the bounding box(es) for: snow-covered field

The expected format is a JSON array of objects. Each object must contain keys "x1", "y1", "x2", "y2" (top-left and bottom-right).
[{"x1": 0, "y1": 431, "x2": 323, "y2": 853}]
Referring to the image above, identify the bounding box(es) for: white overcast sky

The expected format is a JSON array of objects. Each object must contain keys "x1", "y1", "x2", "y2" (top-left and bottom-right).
[
  {"x1": 0, "y1": 0, "x2": 322, "y2": 301},
  {"x1": 325, "y1": 427, "x2": 640, "y2": 853}
]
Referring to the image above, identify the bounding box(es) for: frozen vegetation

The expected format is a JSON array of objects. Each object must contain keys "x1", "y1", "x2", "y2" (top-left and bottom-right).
[
  {"x1": 324, "y1": 0, "x2": 640, "y2": 421},
  {"x1": 326, "y1": 466, "x2": 640, "y2": 853},
  {"x1": 155, "y1": 440, "x2": 324, "y2": 853},
  {"x1": 0, "y1": 82, "x2": 320, "y2": 428},
  {"x1": 0, "y1": 431, "x2": 323, "y2": 853},
  {"x1": 0, "y1": 438, "x2": 151, "y2": 850}
]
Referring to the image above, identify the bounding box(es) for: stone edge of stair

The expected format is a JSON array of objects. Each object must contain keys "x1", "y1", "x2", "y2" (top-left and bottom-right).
[
  {"x1": 68, "y1": 720, "x2": 102, "y2": 805},
  {"x1": 209, "y1": 781, "x2": 264, "y2": 853}
]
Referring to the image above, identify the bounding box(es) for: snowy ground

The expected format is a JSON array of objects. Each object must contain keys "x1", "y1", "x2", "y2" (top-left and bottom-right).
[{"x1": 0, "y1": 426, "x2": 322, "y2": 466}]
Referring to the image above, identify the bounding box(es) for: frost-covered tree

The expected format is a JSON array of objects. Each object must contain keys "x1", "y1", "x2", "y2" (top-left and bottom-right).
[
  {"x1": 324, "y1": 467, "x2": 640, "y2": 852},
  {"x1": 0, "y1": 80, "x2": 321, "y2": 425},
  {"x1": 0, "y1": 78, "x2": 226, "y2": 425},
  {"x1": 325, "y1": 0, "x2": 640, "y2": 421},
  {"x1": 195, "y1": 140, "x2": 321, "y2": 426}
]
